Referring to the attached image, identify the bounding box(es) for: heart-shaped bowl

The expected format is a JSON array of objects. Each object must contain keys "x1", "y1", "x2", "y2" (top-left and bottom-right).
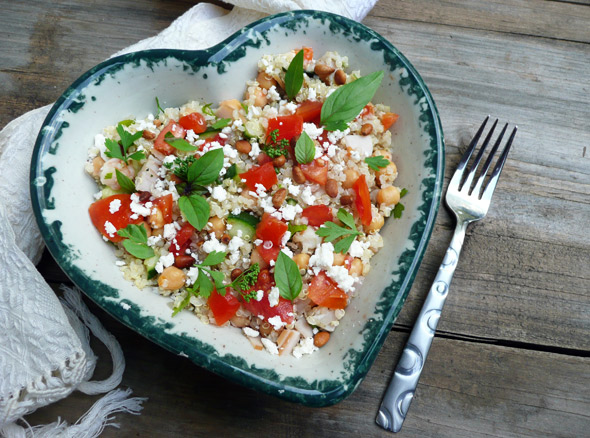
[{"x1": 31, "y1": 10, "x2": 444, "y2": 406}]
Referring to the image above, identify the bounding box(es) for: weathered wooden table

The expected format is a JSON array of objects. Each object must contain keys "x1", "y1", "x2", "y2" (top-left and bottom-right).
[{"x1": 1, "y1": 1, "x2": 589, "y2": 436}]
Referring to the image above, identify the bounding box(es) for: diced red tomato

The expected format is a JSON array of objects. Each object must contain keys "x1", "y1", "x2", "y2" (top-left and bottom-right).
[
  {"x1": 208, "y1": 289, "x2": 240, "y2": 326},
  {"x1": 242, "y1": 270, "x2": 294, "y2": 324},
  {"x1": 381, "y1": 112, "x2": 399, "y2": 130},
  {"x1": 178, "y1": 112, "x2": 207, "y2": 133},
  {"x1": 88, "y1": 194, "x2": 142, "y2": 242},
  {"x1": 295, "y1": 101, "x2": 323, "y2": 123},
  {"x1": 266, "y1": 115, "x2": 303, "y2": 142},
  {"x1": 301, "y1": 159, "x2": 328, "y2": 185},
  {"x1": 152, "y1": 194, "x2": 173, "y2": 225},
  {"x1": 256, "y1": 213, "x2": 288, "y2": 247},
  {"x1": 256, "y1": 243, "x2": 280, "y2": 264},
  {"x1": 308, "y1": 271, "x2": 348, "y2": 309},
  {"x1": 170, "y1": 222, "x2": 195, "y2": 256},
  {"x1": 353, "y1": 174, "x2": 372, "y2": 227},
  {"x1": 302, "y1": 205, "x2": 333, "y2": 227},
  {"x1": 240, "y1": 162, "x2": 278, "y2": 191},
  {"x1": 154, "y1": 121, "x2": 185, "y2": 155}
]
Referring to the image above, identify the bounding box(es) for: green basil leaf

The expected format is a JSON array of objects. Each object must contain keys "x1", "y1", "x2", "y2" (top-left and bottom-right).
[
  {"x1": 201, "y1": 251, "x2": 227, "y2": 266},
  {"x1": 320, "y1": 70, "x2": 384, "y2": 131},
  {"x1": 178, "y1": 195, "x2": 210, "y2": 230},
  {"x1": 221, "y1": 163, "x2": 238, "y2": 181},
  {"x1": 400, "y1": 188, "x2": 408, "y2": 198},
  {"x1": 211, "y1": 118, "x2": 231, "y2": 130},
  {"x1": 104, "y1": 138, "x2": 124, "y2": 161},
  {"x1": 115, "y1": 169, "x2": 135, "y2": 193},
  {"x1": 285, "y1": 49, "x2": 304, "y2": 100},
  {"x1": 294, "y1": 131, "x2": 315, "y2": 164},
  {"x1": 122, "y1": 240, "x2": 154, "y2": 259},
  {"x1": 364, "y1": 155, "x2": 390, "y2": 171},
  {"x1": 197, "y1": 270, "x2": 214, "y2": 298},
  {"x1": 393, "y1": 202, "x2": 405, "y2": 219},
  {"x1": 187, "y1": 148, "x2": 224, "y2": 185},
  {"x1": 164, "y1": 132, "x2": 198, "y2": 152},
  {"x1": 117, "y1": 223, "x2": 148, "y2": 244},
  {"x1": 333, "y1": 234, "x2": 356, "y2": 254},
  {"x1": 274, "y1": 251, "x2": 303, "y2": 301}
]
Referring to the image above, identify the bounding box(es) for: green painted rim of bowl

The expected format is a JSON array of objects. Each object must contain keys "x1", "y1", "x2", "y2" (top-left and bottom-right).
[{"x1": 30, "y1": 10, "x2": 444, "y2": 406}]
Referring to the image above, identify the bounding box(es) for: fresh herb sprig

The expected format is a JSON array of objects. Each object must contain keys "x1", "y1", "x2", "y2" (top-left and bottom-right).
[
  {"x1": 117, "y1": 224, "x2": 154, "y2": 259},
  {"x1": 274, "y1": 251, "x2": 302, "y2": 301},
  {"x1": 104, "y1": 123, "x2": 145, "y2": 164},
  {"x1": 294, "y1": 132, "x2": 315, "y2": 164},
  {"x1": 285, "y1": 49, "x2": 304, "y2": 100},
  {"x1": 320, "y1": 70, "x2": 384, "y2": 131},
  {"x1": 393, "y1": 188, "x2": 408, "y2": 219},
  {"x1": 202, "y1": 103, "x2": 215, "y2": 117},
  {"x1": 164, "y1": 132, "x2": 198, "y2": 152},
  {"x1": 176, "y1": 148, "x2": 225, "y2": 230},
  {"x1": 365, "y1": 155, "x2": 390, "y2": 171},
  {"x1": 263, "y1": 128, "x2": 289, "y2": 158},
  {"x1": 115, "y1": 169, "x2": 135, "y2": 193},
  {"x1": 155, "y1": 97, "x2": 165, "y2": 116},
  {"x1": 316, "y1": 209, "x2": 362, "y2": 253}
]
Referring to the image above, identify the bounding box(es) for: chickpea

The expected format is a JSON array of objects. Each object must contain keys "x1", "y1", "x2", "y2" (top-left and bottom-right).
[
  {"x1": 375, "y1": 150, "x2": 393, "y2": 161},
  {"x1": 216, "y1": 99, "x2": 242, "y2": 119},
  {"x1": 361, "y1": 123, "x2": 373, "y2": 136},
  {"x1": 333, "y1": 253, "x2": 346, "y2": 266},
  {"x1": 235, "y1": 140, "x2": 252, "y2": 155},
  {"x1": 314, "y1": 331, "x2": 330, "y2": 348},
  {"x1": 272, "y1": 188, "x2": 287, "y2": 209},
  {"x1": 293, "y1": 253, "x2": 311, "y2": 270},
  {"x1": 325, "y1": 179, "x2": 339, "y2": 198},
  {"x1": 151, "y1": 227, "x2": 164, "y2": 238},
  {"x1": 256, "y1": 71, "x2": 277, "y2": 90},
  {"x1": 158, "y1": 266, "x2": 186, "y2": 290},
  {"x1": 149, "y1": 207, "x2": 164, "y2": 229},
  {"x1": 349, "y1": 258, "x2": 363, "y2": 277},
  {"x1": 376, "y1": 161, "x2": 398, "y2": 187},
  {"x1": 342, "y1": 169, "x2": 360, "y2": 189},
  {"x1": 366, "y1": 212, "x2": 385, "y2": 233},
  {"x1": 153, "y1": 119, "x2": 162, "y2": 127},
  {"x1": 208, "y1": 216, "x2": 226, "y2": 239},
  {"x1": 245, "y1": 86, "x2": 268, "y2": 107},
  {"x1": 91, "y1": 156, "x2": 105, "y2": 178},
  {"x1": 142, "y1": 221, "x2": 152, "y2": 238},
  {"x1": 334, "y1": 69, "x2": 347, "y2": 85},
  {"x1": 293, "y1": 166, "x2": 307, "y2": 184},
  {"x1": 377, "y1": 186, "x2": 401, "y2": 206}
]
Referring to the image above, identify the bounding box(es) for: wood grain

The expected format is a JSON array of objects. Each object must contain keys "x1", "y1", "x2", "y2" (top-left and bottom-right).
[{"x1": 25, "y1": 302, "x2": 590, "y2": 437}]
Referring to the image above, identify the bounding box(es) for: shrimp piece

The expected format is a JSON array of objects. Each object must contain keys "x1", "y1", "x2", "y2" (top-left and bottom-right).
[{"x1": 100, "y1": 158, "x2": 135, "y2": 190}]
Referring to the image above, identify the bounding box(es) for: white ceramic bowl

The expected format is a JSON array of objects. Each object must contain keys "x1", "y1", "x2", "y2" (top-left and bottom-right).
[{"x1": 31, "y1": 10, "x2": 444, "y2": 406}]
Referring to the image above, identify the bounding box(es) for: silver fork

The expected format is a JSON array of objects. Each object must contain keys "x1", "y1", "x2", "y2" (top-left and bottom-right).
[{"x1": 376, "y1": 117, "x2": 517, "y2": 433}]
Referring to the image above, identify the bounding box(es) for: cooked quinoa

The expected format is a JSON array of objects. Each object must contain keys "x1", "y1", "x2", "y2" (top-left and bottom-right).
[{"x1": 85, "y1": 48, "x2": 402, "y2": 358}]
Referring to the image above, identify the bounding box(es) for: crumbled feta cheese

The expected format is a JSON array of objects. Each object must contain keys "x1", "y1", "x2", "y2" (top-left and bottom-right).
[
  {"x1": 243, "y1": 327, "x2": 260, "y2": 337},
  {"x1": 327, "y1": 144, "x2": 337, "y2": 157},
  {"x1": 266, "y1": 85, "x2": 281, "y2": 101},
  {"x1": 327, "y1": 265, "x2": 356, "y2": 292},
  {"x1": 212, "y1": 185, "x2": 228, "y2": 202},
  {"x1": 232, "y1": 207, "x2": 242, "y2": 215},
  {"x1": 267, "y1": 315, "x2": 286, "y2": 330},
  {"x1": 163, "y1": 223, "x2": 177, "y2": 240},
  {"x1": 309, "y1": 242, "x2": 335, "y2": 271},
  {"x1": 249, "y1": 141, "x2": 261, "y2": 157},
  {"x1": 327, "y1": 128, "x2": 350, "y2": 144},
  {"x1": 261, "y1": 338, "x2": 279, "y2": 355},
  {"x1": 254, "y1": 239, "x2": 263, "y2": 246},
  {"x1": 130, "y1": 193, "x2": 151, "y2": 216},
  {"x1": 95, "y1": 134, "x2": 107, "y2": 159},
  {"x1": 155, "y1": 252, "x2": 175, "y2": 274},
  {"x1": 93, "y1": 191, "x2": 102, "y2": 200},
  {"x1": 280, "y1": 231, "x2": 292, "y2": 247},
  {"x1": 104, "y1": 221, "x2": 116, "y2": 237},
  {"x1": 115, "y1": 260, "x2": 126, "y2": 266},
  {"x1": 202, "y1": 235, "x2": 227, "y2": 253},
  {"x1": 186, "y1": 267, "x2": 199, "y2": 285},
  {"x1": 109, "y1": 199, "x2": 121, "y2": 213},
  {"x1": 303, "y1": 123, "x2": 323, "y2": 140},
  {"x1": 348, "y1": 239, "x2": 366, "y2": 257},
  {"x1": 284, "y1": 101, "x2": 297, "y2": 114},
  {"x1": 279, "y1": 203, "x2": 302, "y2": 221},
  {"x1": 255, "y1": 183, "x2": 268, "y2": 198},
  {"x1": 287, "y1": 184, "x2": 301, "y2": 196},
  {"x1": 292, "y1": 337, "x2": 318, "y2": 358},
  {"x1": 301, "y1": 186, "x2": 316, "y2": 205},
  {"x1": 268, "y1": 286, "x2": 280, "y2": 307},
  {"x1": 256, "y1": 290, "x2": 264, "y2": 301},
  {"x1": 148, "y1": 234, "x2": 162, "y2": 247},
  {"x1": 281, "y1": 246, "x2": 294, "y2": 258}
]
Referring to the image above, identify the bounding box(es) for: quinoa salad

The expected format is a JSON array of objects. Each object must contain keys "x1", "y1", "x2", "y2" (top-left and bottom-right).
[{"x1": 85, "y1": 48, "x2": 404, "y2": 358}]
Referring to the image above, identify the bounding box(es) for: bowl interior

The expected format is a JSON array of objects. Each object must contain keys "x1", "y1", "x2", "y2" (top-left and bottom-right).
[{"x1": 31, "y1": 10, "x2": 443, "y2": 406}]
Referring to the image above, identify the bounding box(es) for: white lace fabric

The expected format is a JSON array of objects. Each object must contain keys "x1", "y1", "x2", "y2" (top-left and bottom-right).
[{"x1": 0, "y1": 1, "x2": 376, "y2": 436}]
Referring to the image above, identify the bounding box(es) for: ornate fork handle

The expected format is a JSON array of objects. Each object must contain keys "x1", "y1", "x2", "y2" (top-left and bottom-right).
[{"x1": 376, "y1": 221, "x2": 468, "y2": 432}]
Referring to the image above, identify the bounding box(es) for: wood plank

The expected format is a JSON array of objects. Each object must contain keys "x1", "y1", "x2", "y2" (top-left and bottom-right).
[
  {"x1": 370, "y1": 0, "x2": 590, "y2": 43},
  {"x1": 24, "y1": 306, "x2": 590, "y2": 437},
  {"x1": 360, "y1": 16, "x2": 590, "y2": 350}
]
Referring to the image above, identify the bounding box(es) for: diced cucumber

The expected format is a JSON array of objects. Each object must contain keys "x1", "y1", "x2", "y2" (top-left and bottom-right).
[
  {"x1": 244, "y1": 120, "x2": 264, "y2": 140},
  {"x1": 101, "y1": 187, "x2": 126, "y2": 198},
  {"x1": 227, "y1": 212, "x2": 260, "y2": 241},
  {"x1": 286, "y1": 198, "x2": 298, "y2": 206},
  {"x1": 144, "y1": 255, "x2": 159, "y2": 280},
  {"x1": 199, "y1": 129, "x2": 220, "y2": 140}
]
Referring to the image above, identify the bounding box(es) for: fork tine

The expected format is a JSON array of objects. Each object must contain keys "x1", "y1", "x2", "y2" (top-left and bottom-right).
[
  {"x1": 481, "y1": 126, "x2": 517, "y2": 201},
  {"x1": 472, "y1": 123, "x2": 508, "y2": 196},
  {"x1": 448, "y1": 116, "x2": 489, "y2": 189},
  {"x1": 460, "y1": 119, "x2": 498, "y2": 192}
]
